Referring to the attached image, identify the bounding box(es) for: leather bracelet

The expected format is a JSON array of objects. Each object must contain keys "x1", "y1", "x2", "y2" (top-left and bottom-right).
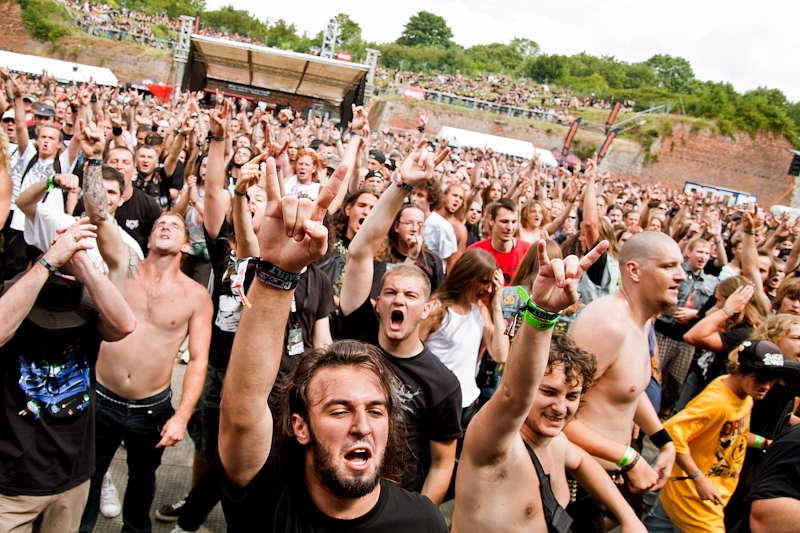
[
  {"x1": 38, "y1": 257, "x2": 76, "y2": 281},
  {"x1": 211, "y1": 135, "x2": 226, "y2": 142},
  {"x1": 233, "y1": 189, "x2": 246, "y2": 197},
  {"x1": 621, "y1": 451, "x2": 641, "y2": 473},
  {"x1": 649, "y1": 428, "x2": 673, "y2": 449},
  {"x1": 254, "y1": 259, "x2": 301, "y2": 290}
]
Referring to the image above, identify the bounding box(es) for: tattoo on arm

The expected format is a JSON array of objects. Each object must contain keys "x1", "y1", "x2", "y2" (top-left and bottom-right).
[
  {"x1": 83, "y1": 163, "x2": 109, "y2": 222},
  {"x1": 126, "y1": 246, "x2": 139, "y2": 280}
]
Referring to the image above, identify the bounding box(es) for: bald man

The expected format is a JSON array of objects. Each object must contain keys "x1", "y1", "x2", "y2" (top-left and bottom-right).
[{"x1": 563, "y1": 232, "x2": 681, "y2": 531}]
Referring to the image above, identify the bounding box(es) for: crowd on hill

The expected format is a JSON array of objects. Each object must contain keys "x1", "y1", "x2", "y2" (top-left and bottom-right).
[{"x1": 0, "y1": 67, "x2": 798, "y2": 533}]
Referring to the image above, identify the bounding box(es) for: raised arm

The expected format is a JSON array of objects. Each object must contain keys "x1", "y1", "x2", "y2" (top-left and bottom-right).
[
  {"x1": 683, "y1": 284, "x2": 754, "y2": 351},
  {"x1": 339, "y1": 140, "x2": 448, "y2": 316},
  {"x1": 231, "y1": 153, "x2": 265, "y2": 258},
  {"x1": 203, "y1": 101, "x2": 232, "y2": 240},
  {"x1": 580, "y1": 160, "x2": 600, "y2": 246},
  {"x1": 78, "y1": 120, "x2": 134, "y2": 283},
  {"x1": 463, "y1": 240, "x2": 608, "y2": 466},
  {"x1": 329, "y1": 105, "x2": 367, "y2": 213},
  {"x1": 219, "y1": 156, "x2": 345, "y2": 488},
  {"x1": 0, "y1": 219, "x2": 97, "y2": 346},
  {"x1": 740, "y1": 206, "x2": 771, "y2": 311}
]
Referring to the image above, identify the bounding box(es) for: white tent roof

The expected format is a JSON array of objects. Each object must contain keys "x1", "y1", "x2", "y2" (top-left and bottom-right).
[
  {"x1": 435, "y1": 126, "x2": 558, "y2": 166},
  {"x1": 0, "y1": 50, "x2": 118, "y2": 86}
]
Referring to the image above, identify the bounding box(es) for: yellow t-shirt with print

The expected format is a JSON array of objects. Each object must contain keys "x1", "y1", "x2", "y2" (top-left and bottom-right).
[{"x1": 660, "y1": 375, "x2": 752, "y2": 533}]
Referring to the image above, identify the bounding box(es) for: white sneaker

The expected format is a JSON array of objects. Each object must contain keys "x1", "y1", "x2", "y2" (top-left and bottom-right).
[{"x1": 100, "y1": 471, "x2": 121, "y2": 518}]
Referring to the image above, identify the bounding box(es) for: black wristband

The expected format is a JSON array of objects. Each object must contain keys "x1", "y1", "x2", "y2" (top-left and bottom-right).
[
  {"x1": 417, "y1": 126, "x2": 426, "y2": 133},
  {"x1": 279, "y1": 123, "x2": 288, "y2": 128},
  {"x1": 254, "y1": 259, "x2": 301, "y2": 290},
  {"x1": 649, "y1": 428, "x2": 673, "y2": 448},
  {"x1": 524, "y1": 302, "x2": 559, "y2": 322},
  {"x1": 112, "y1": 126, "x2": 123, "y2": 136},
  {"x1": 398, "y1": 181, "x2": 414, "y2": 193},
  {"x1": 350, "y1": 131, "x2": 362, "y2": 136},
  {"x1": 86, "y1": 159, "x2": 103, "y2": 166},
  {"x1": 211, "y1": 135, "x2": 226, "y2": 142}
]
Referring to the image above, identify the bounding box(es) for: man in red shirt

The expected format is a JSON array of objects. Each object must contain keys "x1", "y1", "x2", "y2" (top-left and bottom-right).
[{"x1": 467, "y1": 198, "x2": 530, "y2": 285}]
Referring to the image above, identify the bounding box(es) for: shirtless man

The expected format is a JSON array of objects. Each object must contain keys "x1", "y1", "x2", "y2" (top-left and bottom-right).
[
  {"x1": 452, "y1": 240, "x2": 646, "y2": 533},
  {"x1": 564, "y1": 231, "x2": 679, "y2": 531},
  {"x1": 76, "y1": 121, "x2": 213, "y2": 533},
  {"x1": 436, "y1": 182, "x2": 468, "y2": 263}
]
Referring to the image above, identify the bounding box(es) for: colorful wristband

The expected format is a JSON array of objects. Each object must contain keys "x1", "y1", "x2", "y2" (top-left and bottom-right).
[
  {"x1": 516, "y1": 286, "x2": 559, "y2": 321},
  {"x1": 616, "y1": 446, "x2": 637, "y2": 470},
  {"x1": 689, "y1": 470, "x2": 702, "y2": 480},
  {"x1": 523, "y1": 309, "x2": 556, "y2": 330},
  {"x1": 45, "y1": 175, "x2": 56, "y2": 193},
  {"x1": 254, "y1": 259, "x2": 301, "y2": 290},
  {"x1": 754, "y1": 435, "x2": 765, "y2": 450}
]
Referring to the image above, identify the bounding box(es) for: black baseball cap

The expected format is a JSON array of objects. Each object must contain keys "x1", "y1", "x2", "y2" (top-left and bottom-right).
[{"x1": 735, "y1": 340, "x2": 792, "y2": 376}]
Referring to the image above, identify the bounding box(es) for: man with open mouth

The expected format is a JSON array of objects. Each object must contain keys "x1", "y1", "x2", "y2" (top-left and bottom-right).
[
  {"x1": 218, "y1": 150, "x2": 447, "y2": 531},
  {"x1": 339, "y1": 140, "x2": 461, "y2": 505}
]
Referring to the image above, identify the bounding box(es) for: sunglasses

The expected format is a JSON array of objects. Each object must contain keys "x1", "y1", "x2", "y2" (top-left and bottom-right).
[
  {"x1": 469, "y1": 208, "x2": 482, "y2": 213},
  {"x1": 1, "y1": 118, "x2": 13, "y2": 123}
]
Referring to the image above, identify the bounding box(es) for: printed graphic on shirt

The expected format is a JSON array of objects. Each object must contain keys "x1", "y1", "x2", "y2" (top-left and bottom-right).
[
  {"x1": 707, "y1": 416, "x2": 748, "y2": 478},
  {"x1": 392, "y1": 380, "x2": 422, "y2": 414},
  {"x1": 17, "y1": 343, "x2": 91, "y2": 420}
]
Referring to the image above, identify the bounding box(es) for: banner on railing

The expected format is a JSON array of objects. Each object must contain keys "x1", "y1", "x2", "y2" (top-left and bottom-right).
[{"x1": 403, "y1": 86, "x2": 426, "y2": 101}]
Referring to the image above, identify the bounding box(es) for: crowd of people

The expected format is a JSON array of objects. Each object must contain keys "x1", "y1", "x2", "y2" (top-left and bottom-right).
[
  {"x1": 0, "y1": 65, "x2": 798, "y2": 533},
  {"x1": 67, "y1": 0, "x2": 180, "y2": 49}
]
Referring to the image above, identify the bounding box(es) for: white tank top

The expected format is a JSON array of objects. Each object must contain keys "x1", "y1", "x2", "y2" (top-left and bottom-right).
[{"x1": 425, "y1": 303, "x2": 485, "y2": 407}]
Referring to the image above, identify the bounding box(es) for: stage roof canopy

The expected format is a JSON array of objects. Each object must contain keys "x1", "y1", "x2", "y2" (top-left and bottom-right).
[{"x1": 190, "y1": 36, "x2": 369, "y2": 103}]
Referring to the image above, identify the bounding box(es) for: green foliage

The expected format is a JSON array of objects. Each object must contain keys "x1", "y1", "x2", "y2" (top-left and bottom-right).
[
  {"x1": 203, "y1": 5, "x2": 268, "y2": 41},
  {"x1": 465, "y1": 43, "x2": 523, "y2": 72},
  {"x1": 118, "y1": 0, "x2": 203, "y2": 18},
  {"x1": 521, "y1": 54, "x2": 569, "y2": 83},
  {"x1": 19, "y1": 0, "x2": 71, "y2": 42},
  {"x1": 645, "y1": 54, "x2": 695, "y2": 93},
  {"x1": 509, "y1": 37, "x2": 539, "y2": 58},
  {"x1": 396, "y1": 11, "x2": 454, "y2": 48}
]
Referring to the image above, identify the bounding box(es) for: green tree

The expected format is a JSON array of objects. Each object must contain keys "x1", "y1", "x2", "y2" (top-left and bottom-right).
[
  {"x1": 521, "y1": 54, "x2": 569, "y2": 83},
  {"x1": 330, "y1": 13, "x2": 362, "y2": 53},
  {"x1": 645, "y1": 54, "x2": 695, "y2": 93},
  {"x1": 396, "y1": 11, "x2": 454, "y2": 48},
  {"x1": 203, "y1": 5, "x2": 267, "y2": 41},
  {"x1": 510, "y1": 37, "x2": 539, "y2": 58},
  {"x1": 265, "y1": 19, "x2": 299, "y2": 48}
]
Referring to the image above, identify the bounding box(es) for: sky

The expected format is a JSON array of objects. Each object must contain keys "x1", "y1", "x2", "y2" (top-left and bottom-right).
[{"x1": 205, "y1": 0, "x2": 800, "y2": 102}]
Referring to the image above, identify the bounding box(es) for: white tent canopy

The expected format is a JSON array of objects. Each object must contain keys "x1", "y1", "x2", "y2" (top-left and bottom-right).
[
  {"x1": 435, "y1": 126, "x2": 558, "y2": 167},
  {"x1": 0, "y1": 50, "x2": 118, "y2": 86}
]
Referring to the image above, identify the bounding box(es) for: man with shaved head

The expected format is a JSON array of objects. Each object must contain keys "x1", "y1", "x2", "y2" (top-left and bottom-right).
[{"x1": 563, "y1": 231, "x2": 681, "y2": 530}]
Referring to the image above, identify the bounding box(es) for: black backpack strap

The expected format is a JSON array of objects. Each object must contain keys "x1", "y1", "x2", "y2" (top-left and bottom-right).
[{"x1": 524, "y1": 441, "x2": 574, "y2": 533}]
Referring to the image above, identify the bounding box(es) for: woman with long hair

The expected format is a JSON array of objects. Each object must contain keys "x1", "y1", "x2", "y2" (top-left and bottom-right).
[
  {"x1": 479, "y1": 178, "x2": 503, "y2": 207},
  {"x1": 420, "y1": 248, "x2": 509, "y2": 427},
  {"x1": 678, "y1": 275, "x2": 768, "y2": 409}
]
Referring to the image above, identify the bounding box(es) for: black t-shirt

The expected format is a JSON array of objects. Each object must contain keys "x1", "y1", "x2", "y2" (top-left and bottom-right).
[
  {"x1": 0, "y1": 320, "x2": 102, "y2": 495},
  {"x1": 730, "y1": 424, "x2": 800, "y2": 533},
  {"x1": 221, "y1": 449, "x2": 448, "y2": 532},
  {"x1": 341, "y1": 298, "x2": 463, "y2": 491},
  {"x1": 73, "y1": 187, "x2": 161, "y2": 255},
  {"x1": 269, "y1": 263, "x2": 335, "y2": 408},
  {"x1": 133, "y1": 160, "x2": 184, "y2": 210},
  {"x1": 371, "y1": 249, "x2": 444, "y2": 300},
  {"x1": 206, "y1": 220, "x2": 256, "y2": 370}
]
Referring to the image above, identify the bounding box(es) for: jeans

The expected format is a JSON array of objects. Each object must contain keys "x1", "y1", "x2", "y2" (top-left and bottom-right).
[
  {"x1": 79, "y1": 384, "x2": 173, "y2": 533},
  {"x1": 643, "y1": 499, "x2": 681, "y2": 533}
]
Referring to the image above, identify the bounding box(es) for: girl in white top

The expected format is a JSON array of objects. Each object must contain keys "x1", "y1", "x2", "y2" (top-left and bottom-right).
[
  {"x1": 283, "y1": 148, "x2": 321, "y2": 200},
  {"x1": 421, "y1": 248, "x2": 509, "y2": 408}
]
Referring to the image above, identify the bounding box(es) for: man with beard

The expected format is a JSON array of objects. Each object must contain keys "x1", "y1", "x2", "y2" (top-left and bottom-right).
[
  {"x1": 436, "y1": 183, "x2": 468, "y2": 264},
  {"x1": 226, "y1": 145, "x2": 252, "y2": 191},
  {"x1": 654, "y1": 238, "x2": 718, "y2": 416},
  {"x1": 218, "y1": 154, "x2": 447, "y2": 532},
  {"x1": 563, "y1": 231, "x2": 680, "y2": 532}
]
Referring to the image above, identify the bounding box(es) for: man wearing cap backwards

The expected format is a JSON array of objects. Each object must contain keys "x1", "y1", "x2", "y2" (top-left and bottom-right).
[
  {"x1": 74, "y1": 122, "x2": 213, "y2": 533},
  {"x1": 644, "y1": 339, "x2": 798, "y2": 533},
  {"x1": 0, "y1": 218, "x2": 135, "y2": 533}
]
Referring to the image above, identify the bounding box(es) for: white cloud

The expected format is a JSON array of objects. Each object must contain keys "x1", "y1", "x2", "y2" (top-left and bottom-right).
[{"x1": 205, "y1": 0, "x2": 800, "y2": 101}]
